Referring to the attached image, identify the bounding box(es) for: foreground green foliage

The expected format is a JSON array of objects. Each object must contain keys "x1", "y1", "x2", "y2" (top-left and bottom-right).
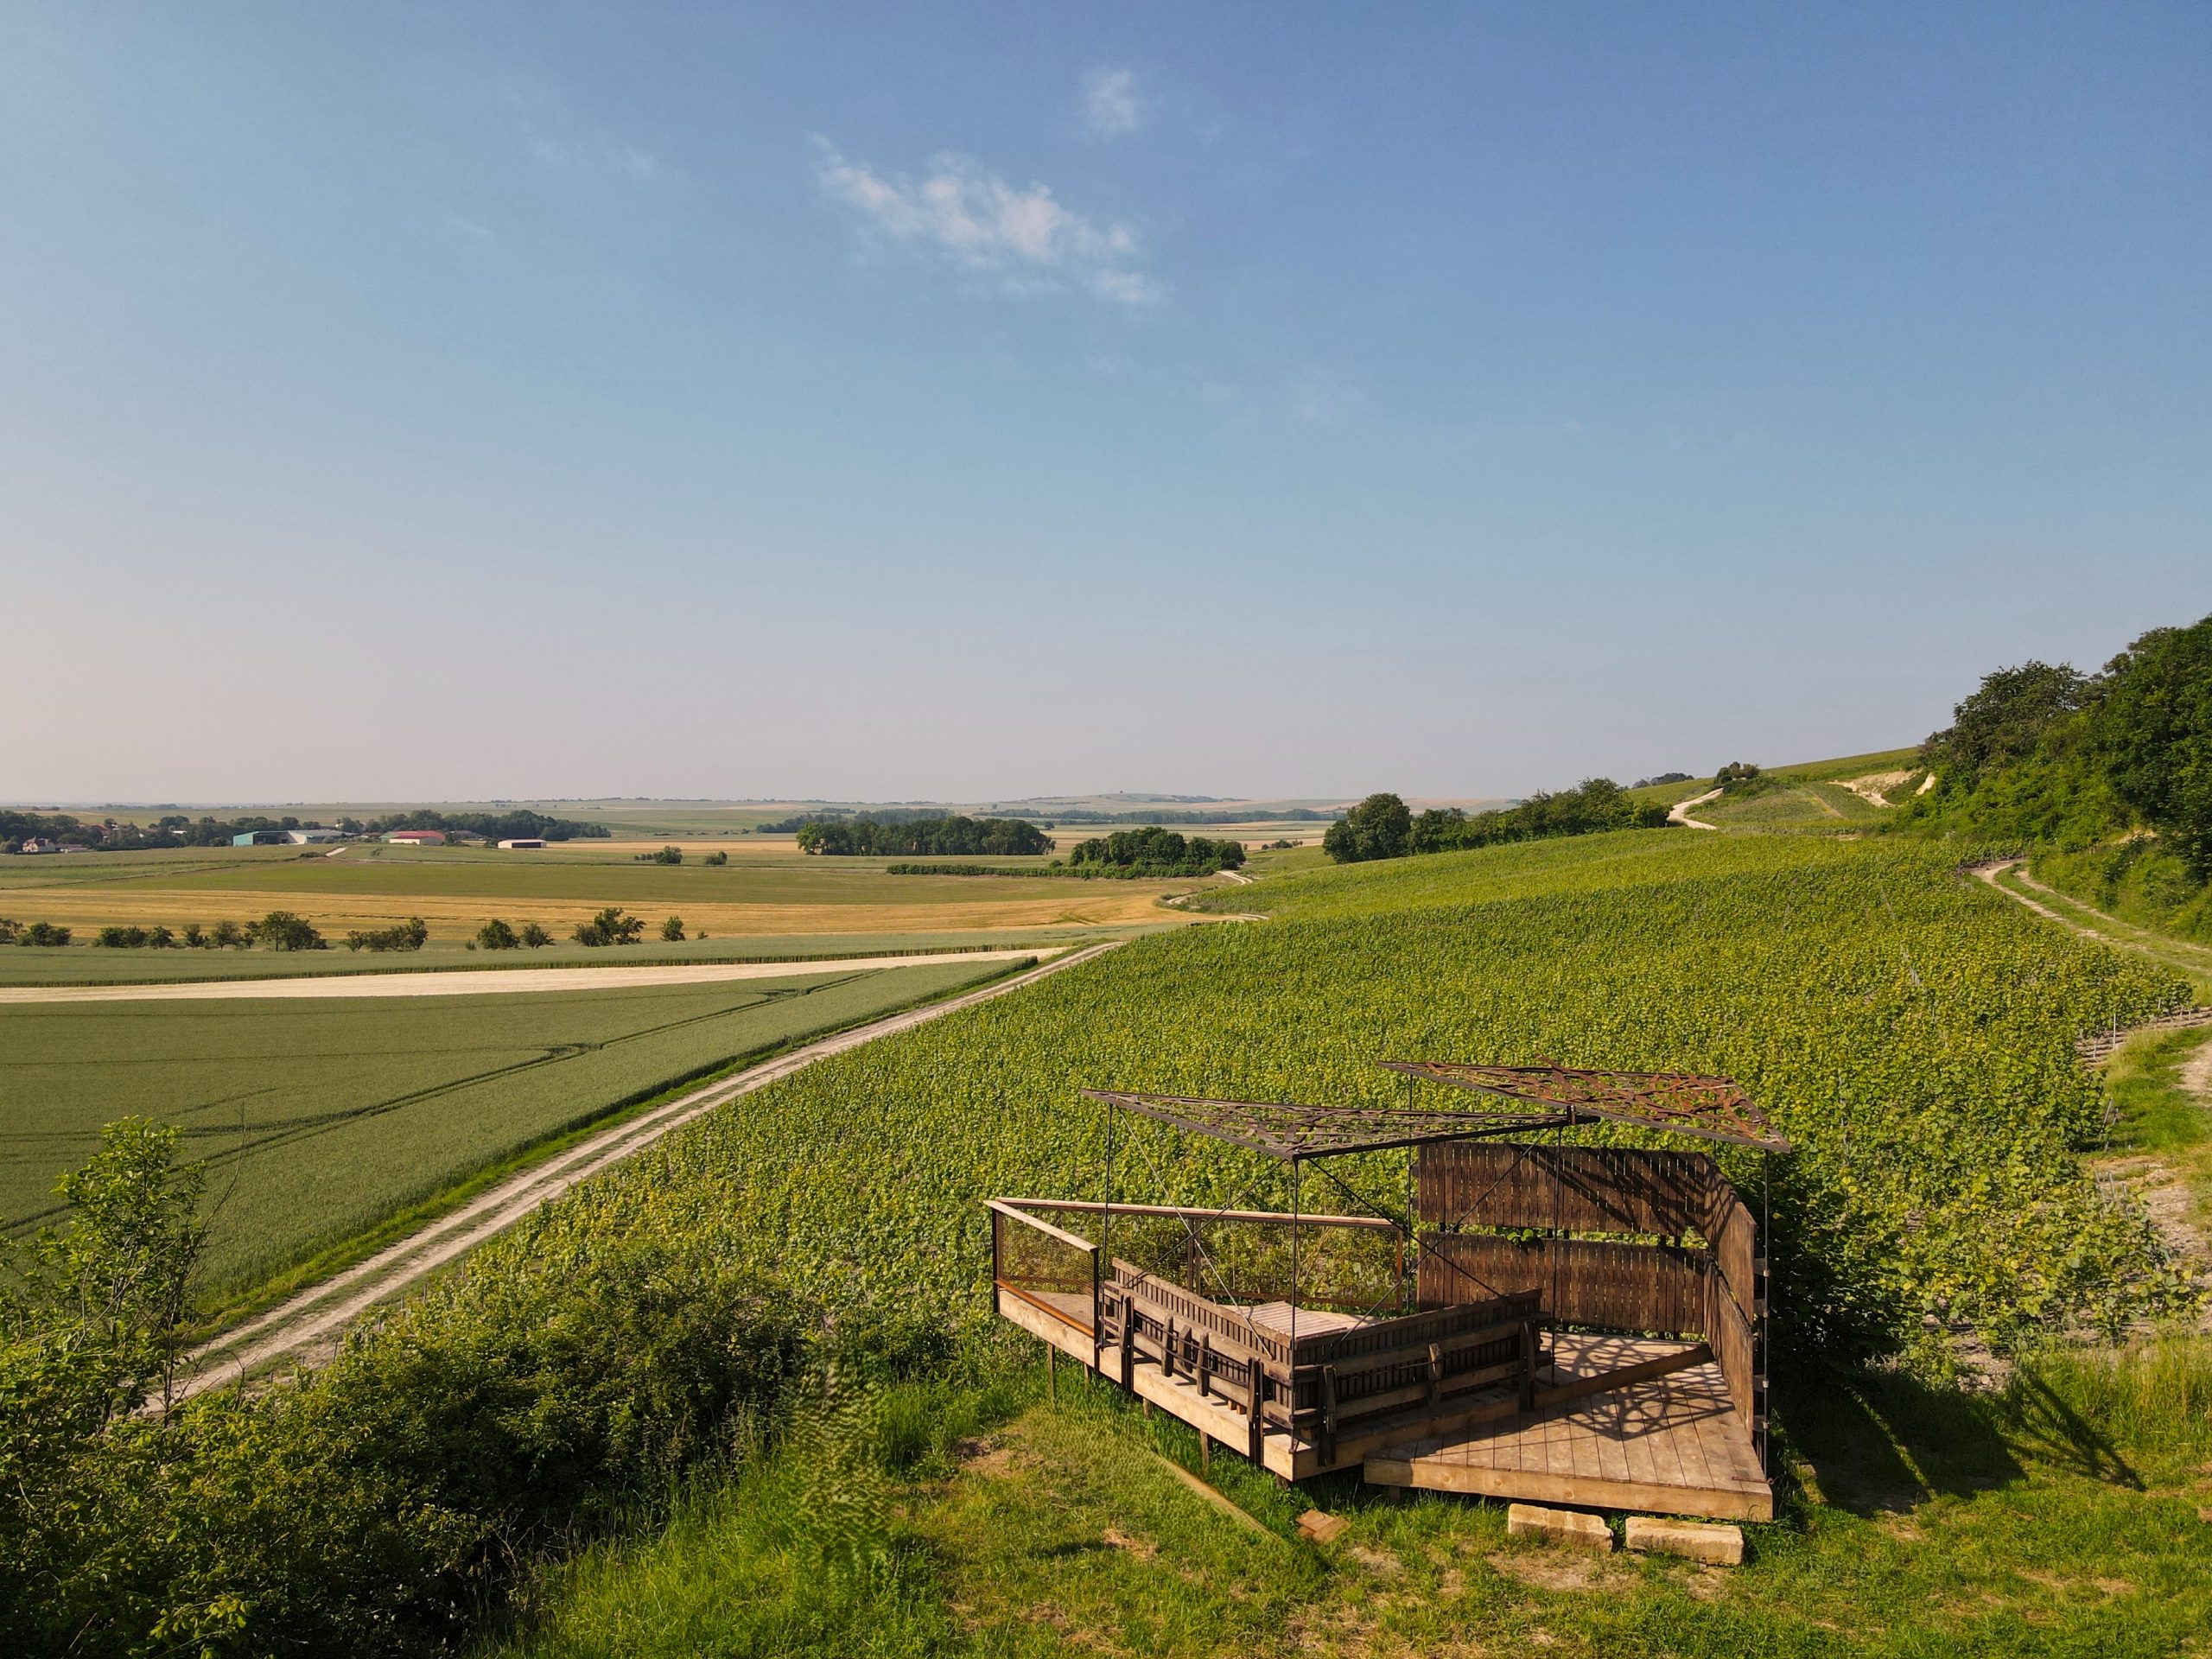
[{"x1": 491, "y1": 1338, "x2": 2212, "y2": 1659}]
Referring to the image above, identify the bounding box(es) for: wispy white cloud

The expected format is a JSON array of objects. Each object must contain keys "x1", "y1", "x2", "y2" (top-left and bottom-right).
[
  {"x1": 501, "y1": 76, "x2": 664, "y2": 182},
  {"x1": 813, "y1": 138, "x2": 1163, "y2": 307},
  {"x1": 1082, "y1": 67, "x2": 1142, "y2": 137}
]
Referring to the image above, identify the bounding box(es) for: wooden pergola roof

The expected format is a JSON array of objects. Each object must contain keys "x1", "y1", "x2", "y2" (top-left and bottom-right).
[
  {"x1": 1079, "y1": 1089, "x2": 1568, "y2": 1160},
  {"x1": 1377, "y1": 1061, "x2": 1791, "y2": 1153}
]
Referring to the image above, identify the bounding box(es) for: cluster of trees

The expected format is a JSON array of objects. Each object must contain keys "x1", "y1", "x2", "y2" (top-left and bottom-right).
[
  {"x1": 795, "y1": 815, "x2": 1055, "y2": 857},
  {"x1": 1067, "y1": 826, "x2": 1246, "y2": 874},
  {"x1": 1324, "y1": 781, "x2": 1673, "y2": 863},
  {"x1": 39, "y1": 915, "x2": 325, "y2": 950},
  {"x1": 1713, "y1": 761, "x2": 1764, "y2": 791},
  {"x1": 636, "y1": 846, "x2": 683, "y2": 864},
  {"x1": 474, "y1": 919, "x2": 556, "y2": 950},
  {"x1": 1906, "y1": 612, "x2": 2212, "y2": 874},
  {"x1": 344, "y1": 918, "x2": 427, "y2": 954},
  {"x1": 1632, "y1": 772, "x2": 1694, "y2": 789},
  {"x1": 571, "y1": 907, "x2": 647, "y2": 947}
]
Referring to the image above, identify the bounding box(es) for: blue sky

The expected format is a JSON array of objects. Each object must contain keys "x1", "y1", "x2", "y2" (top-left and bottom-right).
[{"x1": 3, "y1": 4, "x2": 2207, "y2": 803}]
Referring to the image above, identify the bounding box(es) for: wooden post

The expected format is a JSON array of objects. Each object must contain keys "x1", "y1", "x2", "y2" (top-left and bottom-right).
[
  {"x1": 1198, "y1": 1333, "x2": 1213, "y2": 1398},
  {"x1": 1248, "y1": 1374, "x2": 1267, "y2": 1463},
  {"x1": 1046, "y1": 1341, "x2": 1057, "y2": 1405},
  {"x1": 1426, "y1": 1340, "x2": 1442, "y2": 1408},
  {"x1": 1200, "y1": 1433, "x2": 1211, "y2": 1473}
]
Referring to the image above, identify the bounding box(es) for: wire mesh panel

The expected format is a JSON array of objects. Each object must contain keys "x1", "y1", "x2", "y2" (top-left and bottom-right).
[{"x1": 989, "y1": 1203, "x2": 1098, "y2": 1332}]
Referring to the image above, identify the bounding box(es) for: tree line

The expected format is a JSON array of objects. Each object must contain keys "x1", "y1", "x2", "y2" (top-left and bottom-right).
[
  {"x1": 1323, "y1": 779, "x2": 1671, "y2": 863},
  {"x1": 794, "y1": 815, "x2": 1055, "y2": 857},
  {"x1": 1903, "y1": 611, "x2": 2212, "y2": 877},
  {"x1": 1066, "y1": 825, "x2": 1246, "y2": 874}
]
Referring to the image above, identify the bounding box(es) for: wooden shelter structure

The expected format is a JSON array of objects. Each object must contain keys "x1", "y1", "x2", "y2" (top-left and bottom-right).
[{"x1": 988, "y1": 1061, "x2": 1788, "y2": 1520}]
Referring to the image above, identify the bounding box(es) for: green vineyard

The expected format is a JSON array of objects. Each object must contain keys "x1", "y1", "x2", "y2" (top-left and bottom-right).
[{"x1": 508, "y1": 829, "x2": 2191, "y2": 1365}]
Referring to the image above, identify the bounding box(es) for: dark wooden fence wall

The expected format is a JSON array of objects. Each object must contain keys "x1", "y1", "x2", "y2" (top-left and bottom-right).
[
  {"x1": 1417, "y1": 1144, "x2": 1713, "y2": 1238},
  {"x1": 1415, "y1": 1141, "x2": 1768, "y2": 1463},
  {"x1": 1416, "y1": 1233, "x2": 1707, "y2": 1333}
]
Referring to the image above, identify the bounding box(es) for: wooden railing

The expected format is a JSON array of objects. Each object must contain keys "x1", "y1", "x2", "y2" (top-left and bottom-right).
[{"x1": 1099, "y1": 1259, "x2": 1541, "y2": 1461}]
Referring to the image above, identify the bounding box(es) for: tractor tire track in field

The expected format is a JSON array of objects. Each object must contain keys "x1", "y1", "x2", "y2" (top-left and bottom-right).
[
  {"x1": 1974, "y1": 859, "x2": 2212, "y2": 995},
  {"x1": 2, "y1": 978, "x2": 878, "y2": 1239},
  {"x1": 174, "y1": 942, "x2": 1119, "y2": 1401}
]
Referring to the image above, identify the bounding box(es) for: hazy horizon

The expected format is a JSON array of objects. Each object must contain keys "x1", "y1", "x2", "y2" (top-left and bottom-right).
[{"x1": 4, "y1": 6, "x2": 2206, "y2": 803}]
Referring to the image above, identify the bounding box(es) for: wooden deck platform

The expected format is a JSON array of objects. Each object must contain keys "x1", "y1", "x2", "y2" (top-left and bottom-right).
[
  {"x1": 997, "y1": 1286, "x2": 1768, "y2": 1520},
  {"x1": 1363, "y1": 1332, "x2": 1773, "y2": 1521}
]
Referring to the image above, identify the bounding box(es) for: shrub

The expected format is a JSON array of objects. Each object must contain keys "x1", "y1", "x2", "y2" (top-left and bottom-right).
[
  {"x1": 573, "y1": 908, "x2": 645, "y2": 948},
  {"x1": 96, "y1": 926, "x2": 150, "y2": 949},
  {"x1": 704, "y1": 850, "x2": 728, "y2": 866},
  {"x1": 1322, "y1": 792, "x2": 1413, "y2": 862},
  {"x1": 661, "y1": 916, "x2": 686, "y2": 942},
  {"x1": 519, "y1": 923, "x2": 554, "y2": 950},
  {"x1": 16, "y1": 922, "x2": 71, "y2": 947},
  {"x1": 0, "y1": 1129, "x2": 815, "y2": 1656},
  {"x1": 477, "y1": 919, "x2": 520, "y2": 951},
  {"x1": 251, "y1": 912, "x2": 325, "y2": 952},
  {"x1": 346, "y1": 918, "x2": 429, "y2": 953}
]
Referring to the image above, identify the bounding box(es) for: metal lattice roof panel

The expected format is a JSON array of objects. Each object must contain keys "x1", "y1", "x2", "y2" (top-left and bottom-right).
[
  {"x1": 1376, "y1": 1061, "x2": 1790, "y2": 1152},
  {"x1": 1079, "y1": 1088, "x2": 1570, "y2": 1160}
]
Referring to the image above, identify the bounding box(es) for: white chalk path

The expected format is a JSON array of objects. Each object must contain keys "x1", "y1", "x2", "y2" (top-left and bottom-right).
[
  {"x1": 0, "y1": 949, "x2": 1051, "y2": 1006},
  {"x1": 1668, "y1": 787, "x2": 1724, "y2": 830}
]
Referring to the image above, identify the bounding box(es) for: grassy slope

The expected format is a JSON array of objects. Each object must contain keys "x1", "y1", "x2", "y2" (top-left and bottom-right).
[
  {"x1": 0, "y1": 958, "x2": 1012, "y2": 1294},
  {"x1": 1624, "y1": 747, "x2": 1922, "y2": 810},
  {"x1": 492, "y1": 1333, "x2": 2212, "y2": 1659}
]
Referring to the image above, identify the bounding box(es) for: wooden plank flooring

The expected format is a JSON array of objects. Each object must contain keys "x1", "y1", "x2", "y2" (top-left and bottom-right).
[
  {"x1": 995, "y1": 1288, "x2": 1773, "y2": 1520},
  {"x1": 1363, "y1": 1332, "x2": 1772, "y2": 1521}
]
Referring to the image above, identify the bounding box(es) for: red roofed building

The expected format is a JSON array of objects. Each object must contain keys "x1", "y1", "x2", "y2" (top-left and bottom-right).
[{"x1": 385, "y1": 830, "x2": 447, "y2": 845}]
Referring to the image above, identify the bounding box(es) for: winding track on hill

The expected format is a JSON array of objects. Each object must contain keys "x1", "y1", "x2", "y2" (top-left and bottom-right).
[
  {"x1": 1974, "y1": 859, "x2": 2212, "y2": 1289},
  {"x1": 1668, "y1": 787, "x2": 1724, "y2": 830},
  {"x1": 173, "y1": 941, "x2": 1120, "y2": 1400}
]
